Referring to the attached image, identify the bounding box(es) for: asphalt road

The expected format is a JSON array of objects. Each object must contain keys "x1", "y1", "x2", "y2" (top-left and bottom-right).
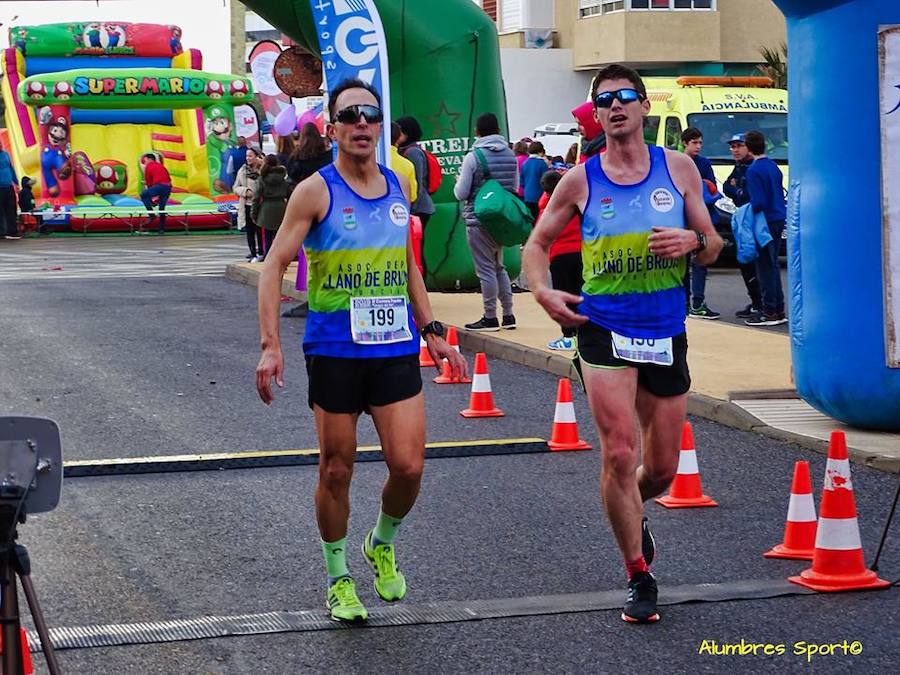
[
  {"x1": 698, "y1": 266, "x2": 789, "y2": 335},
  {"x1": 1, "y1": 240, "x2": 896, "y2": 674}
]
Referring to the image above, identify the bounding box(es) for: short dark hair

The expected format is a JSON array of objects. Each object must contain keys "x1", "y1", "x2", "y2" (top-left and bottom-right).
[
  {"x1": 142, "y1": 152, "x2": 157, "y2": 162},
  {"x1": 592, "y1": 64, "x2": 647, "y2": 101},
  {"x1": 681, "y1": 127, "x2": 703, "y2": 144},
  {"x1": 528, "y1": 141, "x2": 545, "y2": 155},
  {"x1": 396, "y1": 116, "x2": 423, "y2": 145},
  {"x1": 540, "y1": 169, "x2": 562, "y2": 196},
  {"x1": 327, "y1": 78, "x2": 381, "y2": 120},
  {"x1": 744, "y1": 130, "x2": 766, "y2": 155},
  {"x1": 476, "y1": 113, "x2": 500, "y2": 137}
]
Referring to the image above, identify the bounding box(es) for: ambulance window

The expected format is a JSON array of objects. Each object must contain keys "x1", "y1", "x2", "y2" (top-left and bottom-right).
[
  {"x1": 665, "y1": 117, "x2": 683, "y2": 150},
  {"x1": 644, "y1": 116, "x2": 661, "y2": 145}
]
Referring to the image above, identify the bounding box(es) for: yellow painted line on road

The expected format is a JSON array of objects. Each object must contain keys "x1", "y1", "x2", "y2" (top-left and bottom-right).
[{"x1": 64, "y1": 438, "x2": 546, "y2": 468}]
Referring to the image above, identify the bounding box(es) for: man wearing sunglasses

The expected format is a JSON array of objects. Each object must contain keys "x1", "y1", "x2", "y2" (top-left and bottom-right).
[
  {"x1": 256, "y1": 78, "x2": 466, "y2": 623},
  {"x1": 523, "y1": 64, "x2": 722, "y2": 624}
]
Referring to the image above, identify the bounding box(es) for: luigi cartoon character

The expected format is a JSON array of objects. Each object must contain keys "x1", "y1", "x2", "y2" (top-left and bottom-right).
[{"x1": 206, "y1": 107, "x2": 236, "y2": 194}]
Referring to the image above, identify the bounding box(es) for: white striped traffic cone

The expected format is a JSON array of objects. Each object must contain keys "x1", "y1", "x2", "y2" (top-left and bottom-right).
[
  {"x1": 460, "y1": 353, "x2": 503, "y2": 418},
  {"x1": 764, "y1": 460, "x2": 817, "y2": 560},
  {"x1": 418, "y1": 336, "x2": 435, "y2": 367},
  {"x1": 789, "y1": 431, "x2": 890, "y2": 592},
  {"x1": 547, "y1": 378, "x2": 591, "y2": 451},
  {"x1": 655, "y1": 421, "x2": 717, "y2": 508}
]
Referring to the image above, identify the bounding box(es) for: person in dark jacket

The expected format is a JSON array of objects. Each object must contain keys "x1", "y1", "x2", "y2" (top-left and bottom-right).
[
  {"x1": 0, "y1": 147, "x2": 20, "y2": 239},
  {"x1": 252, "y1": 154, "x2": 290, "y2": 260},
  {"x1": 396, "y1": 116, "x2": 436, "y2": 228},
  {"x1": 723, "y1": 133, "x2": 762, "y2": 318},
  {"x1": 287, "y1": 123, "x2": 332, "y2": 186},
  {"x1": 454, "y1": 113, "x2": 519, "y2": 331},
  {"x1": 519, "y1": 141, "x2": 549, "y2": 220},
  {"x1": 744, "y1": 129, "x2": 787, "y2": 327},
  {"x1": 17, "y1": 176, "x2": 43, "y2": 235},
  {"x1": 681, "y1": 127, "x2": 721, "y2": 320}
]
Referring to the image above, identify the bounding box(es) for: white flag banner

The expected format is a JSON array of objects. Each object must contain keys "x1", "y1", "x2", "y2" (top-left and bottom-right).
[{"x1": 879, "y1": 25, "x2": 900, "y2": 367}]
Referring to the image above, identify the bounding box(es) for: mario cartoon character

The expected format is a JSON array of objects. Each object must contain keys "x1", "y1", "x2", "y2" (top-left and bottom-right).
[
  {"x1": 54, "y1": 82, "x2": 73, "y2": 101},
  {"x1": 26, "y1": 81, "x2": 46, "y2": 102},
  {"x1": 85, "y1": 23, "x2": 102, "y2": 48},
  {"x1": 14, "y1": 29, "x2": 27, "y2": 55},
  {"x1": 105, "y1": 24, "x2": 121, "y2": 48},
  {"x1": 206, "y1": 108, "x2": 236, "y2": 194},
  {"x1": 169, "y1": 26, "x2": 182, "y2": 55},
  {"x1": 41, "y1": 114, "x2": 73, "y2": 198},
  {"x1": 229, "y1": 80, "x2": 249, "y2": 99},
  {"x1": 206, "y1": 81, "x2": 224, "y2": 100}
]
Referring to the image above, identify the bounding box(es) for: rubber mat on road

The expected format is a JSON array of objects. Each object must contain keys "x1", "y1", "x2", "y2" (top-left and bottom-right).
[
  {"x1": 27, "y1": 579, "x2": 833, "y2": 653},
  {"x1": 63, "y1": 438, "x2": 550, "y2": 477}
]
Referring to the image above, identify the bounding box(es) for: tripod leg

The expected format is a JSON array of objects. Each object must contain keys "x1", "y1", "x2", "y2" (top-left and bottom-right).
[
  {"x1": 0, "y1": 554, "x2": 24, "y2": 675},
  {"x1": 18, "y1": 575, "x2": 61, "y2": 675}
]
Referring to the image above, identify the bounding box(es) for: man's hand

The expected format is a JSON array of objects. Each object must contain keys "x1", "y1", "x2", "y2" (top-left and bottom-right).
[
  {"x1": 535, "y1": 287, "x2": 588, "y2": 329},
  {"x1": 426, "y1": 335, "x2": 469, "y2": 380},
  {"x1": 648, "y1": 226, "x2": 698, "y2": 259},
  {"x1": 255, "y1": 347, "x2": 284, "y2": 405}
]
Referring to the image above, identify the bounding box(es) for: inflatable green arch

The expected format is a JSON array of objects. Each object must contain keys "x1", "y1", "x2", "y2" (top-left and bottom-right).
[{"x1": 242, "y1": 0, "x2": 518, "y2": 290}]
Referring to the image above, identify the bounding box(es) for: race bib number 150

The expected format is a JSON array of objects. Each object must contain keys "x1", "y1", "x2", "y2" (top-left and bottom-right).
[{"x1": 611, "y1": 331, "x2": 674, "y2": 366}]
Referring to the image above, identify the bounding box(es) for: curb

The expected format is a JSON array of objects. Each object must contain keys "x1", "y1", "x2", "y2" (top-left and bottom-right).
[
  {"x1": 455, "y1": 329, "x2": 899, "y2": 474},
  {"x1": 227, "y1": 263, "x2": 898, "y2": 474}
]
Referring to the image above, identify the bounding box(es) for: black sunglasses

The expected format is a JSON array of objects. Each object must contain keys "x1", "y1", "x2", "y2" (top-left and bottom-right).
[
  {"x1": 334, "y1": 104, "x2": 384, "y2": 125},
  {"x1": 594, "y1": 88, "x2": 644, "y2": 109}
]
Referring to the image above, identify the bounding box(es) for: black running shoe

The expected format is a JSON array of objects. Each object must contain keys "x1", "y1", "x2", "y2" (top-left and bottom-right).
[
  {"x1": 622, "y1": 571, "x2": 660, "y2": 624},
  {"x1": 464, "y1": 316, "x2": 500, "y2": 332},
  {"x1": 641, "y1": 516, "x2": 656, "y2": 566},
  {"x1": 734, "y1": 304, "x2": 759, "y2": 319},
  {"x1": 501, "y1": 314, "x2": 517, "y2": 330}
]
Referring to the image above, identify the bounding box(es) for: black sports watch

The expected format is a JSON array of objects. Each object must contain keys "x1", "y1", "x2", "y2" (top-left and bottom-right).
[
  {"x1": 420, "y1": 320, "x2": 445, "y2": 339},
  {"x1": 695, "y1": 231, "x2": 707, "y2": 252}
]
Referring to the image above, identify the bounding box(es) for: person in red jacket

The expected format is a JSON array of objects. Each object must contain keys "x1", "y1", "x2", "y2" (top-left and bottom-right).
[
  {"x1": 540, "y1": 169, "x2": 582, "y2": 350},
  {"x1": 139, "y1": 153, "x2": 172, "y2": 234}
]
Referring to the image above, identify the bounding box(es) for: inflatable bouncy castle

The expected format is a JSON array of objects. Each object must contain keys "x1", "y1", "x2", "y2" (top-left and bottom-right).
[{"x1": 0, "y1": 22, "x2": 253, "y2": 231}]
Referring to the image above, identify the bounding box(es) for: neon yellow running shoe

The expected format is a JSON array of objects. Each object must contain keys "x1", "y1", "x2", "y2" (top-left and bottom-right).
[
  {"x1": 325, "y1": 577, "x2": 368, "y2": 622},
  {"x1": 362, "y1": 530, "x2": 407, "y2": 602}
]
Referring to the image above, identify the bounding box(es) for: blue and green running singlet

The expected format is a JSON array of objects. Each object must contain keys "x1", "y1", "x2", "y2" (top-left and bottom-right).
[
  {"x1": 303, "y1": 164, "x2": 419, "y2": 358},
  {"x1": 580, "y1": 145, "x2": 688, "y2": 339}
]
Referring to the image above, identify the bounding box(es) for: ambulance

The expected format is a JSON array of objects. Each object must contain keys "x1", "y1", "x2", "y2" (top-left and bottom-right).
[{"x1": 642, "y1": 76, "x2": 788, "y2": 259}]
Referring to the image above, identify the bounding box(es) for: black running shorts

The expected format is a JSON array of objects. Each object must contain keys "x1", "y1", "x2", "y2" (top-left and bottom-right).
[
  {"x1": 575, "y1": 321, "x2": 691, "y2": 398},
  {"x1": 305, "y1": 353, "x2": 423, "y2": 414}
]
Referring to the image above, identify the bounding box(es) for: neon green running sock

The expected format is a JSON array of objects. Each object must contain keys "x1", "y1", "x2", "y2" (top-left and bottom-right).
[
  {"x1": 322, "y1": 537, "x2": 350, "y2": 584},
  {"x1": 372, "y1": 510, "x2": 403, "y2": 546}
]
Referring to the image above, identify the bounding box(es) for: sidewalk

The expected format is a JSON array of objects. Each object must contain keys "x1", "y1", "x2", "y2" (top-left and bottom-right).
[{"x1": 226, "y1": 262, "x2": 900, "y2": 473}]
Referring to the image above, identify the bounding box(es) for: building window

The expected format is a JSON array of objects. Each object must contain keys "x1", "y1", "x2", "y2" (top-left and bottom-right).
[
  {"x1": 630, "y1": 0, "x2": 715, "y2": 8},
  {"x1": 579, "y1": 0, "x2": 625, "y2": 16}
]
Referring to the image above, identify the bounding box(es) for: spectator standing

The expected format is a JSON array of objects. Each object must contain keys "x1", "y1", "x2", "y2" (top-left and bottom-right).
[
  {"x1": 520, "y1": 141, "x2": 549, "y2": 220},
  {"x1": 572, "y1": 101, "x2": 606, "y2": 160},
  {"x1": 681, "y1": 127, "x2": 721, "y2": 320},
  {"x1": 389, "y1": 122, "x2": 418, "y2": 205},
  {"x1": 139, "y1": 153, "x2": 171, "y2": 235},
  {"x1": 234, "y1": 146, "x2": 263, "y2": 260},
  {"x1": 723, "y1": 133, "x2": 763, "y2": 318},
  {"x1": 540, "y1": 169, "x2": 582, "y2": 350},
  {"x1": 18, "y1": 176, "x2": 43, "y2": 235},
  {"x1": 275, "y1": 134, "x2": 294, "y2": 168},
  {"x1": 396, "y1": 116, "x2": 436, "y2": 228},
  {"x1": 0, "y1": 146, "x2": 20, "y2": 240},
  {"x1": 513, "y1": 138, "x2": 531, "y2": 197},
  {"x1": 454, "y1": 112, "x2": 519, "y2": 331},
  {"x1": 286, "y1": 123, "x2": 333, "y2": 186},
  {"x1": 252, "y1": 154, "x2": 290, "y2": 260},
  {"x1": 743, "y1": 130, "x2": 787, "y2": 326}
]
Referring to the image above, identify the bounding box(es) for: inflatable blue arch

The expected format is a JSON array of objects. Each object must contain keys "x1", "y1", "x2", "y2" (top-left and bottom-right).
[{"x1": 775, "y1": 0, "x2": 900, "y2": 429}]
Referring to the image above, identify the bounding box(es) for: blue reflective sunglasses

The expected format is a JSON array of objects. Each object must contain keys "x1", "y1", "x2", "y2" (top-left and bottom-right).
[{"x1": 594, "y1": 88, "x2": 644, "y2": 109}]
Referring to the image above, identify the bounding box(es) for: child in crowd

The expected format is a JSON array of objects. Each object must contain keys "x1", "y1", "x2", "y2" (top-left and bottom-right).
[
  {"x1": 539, "y1": 169, "x2": 582, "y2": 351},
  {"x1": 18, "y1": 176, "x2": 44, "y2": 234}
]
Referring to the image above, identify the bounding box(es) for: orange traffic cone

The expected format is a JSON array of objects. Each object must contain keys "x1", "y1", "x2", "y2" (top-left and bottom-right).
[
  {"x1": 764, "y1": 460, "x2": 817, "y2": 560},
  {"x1": 418, "y1": 336, "x2": 435, "y2": 367},
  {"x1": 433, "y1": 358, "x2": 472, "y2": 384},
  {"x1": 460, "y1": 353, "x2": 504, "y2": 418},
  {"x1": 446, "y1": 326, "x2": 461, "y2": 353},
  {"x1": 789, "y1": 431, "x2": 890, "y2": 592},
  {"x1": 655, "y1": 422, "x2": 718, "y2": 508},
  {"x1": 0, "y1": 628, "x2": 34, "y2": 675},
  {"x1": 547, "y1": 378, "x2": 591, "y2": 451}
]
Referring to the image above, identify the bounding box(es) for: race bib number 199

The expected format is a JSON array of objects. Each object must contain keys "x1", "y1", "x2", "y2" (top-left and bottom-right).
[
  {"x1": 350, "y1": 296, "x2": 412, "y2": 345},
  {"x1": 611, "y1": 331, "x2": 674, "y2": 366}
]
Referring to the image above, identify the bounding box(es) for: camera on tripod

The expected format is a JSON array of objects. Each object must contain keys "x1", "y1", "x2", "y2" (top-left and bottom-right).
[{"x1": 0, "y1": 417, "x2": 63, "y2": 675}]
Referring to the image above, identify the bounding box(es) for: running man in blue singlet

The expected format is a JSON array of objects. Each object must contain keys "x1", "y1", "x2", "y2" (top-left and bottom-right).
[
  {"x1": 523, "y1": 64, "x2": 723, "y2": 624},
  {"x1": 256, "y1": 78, "x2": 467, "y2": 623}
]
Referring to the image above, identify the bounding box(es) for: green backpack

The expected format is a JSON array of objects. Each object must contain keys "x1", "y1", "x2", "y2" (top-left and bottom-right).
[{"x1": 472, "y1": 148, "x2": 534, "y2": 246}]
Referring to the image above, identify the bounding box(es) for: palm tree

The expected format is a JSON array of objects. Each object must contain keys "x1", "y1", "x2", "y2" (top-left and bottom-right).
[{"x1": 757, "y1": 42, "x2": 788, "y2": 89}]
